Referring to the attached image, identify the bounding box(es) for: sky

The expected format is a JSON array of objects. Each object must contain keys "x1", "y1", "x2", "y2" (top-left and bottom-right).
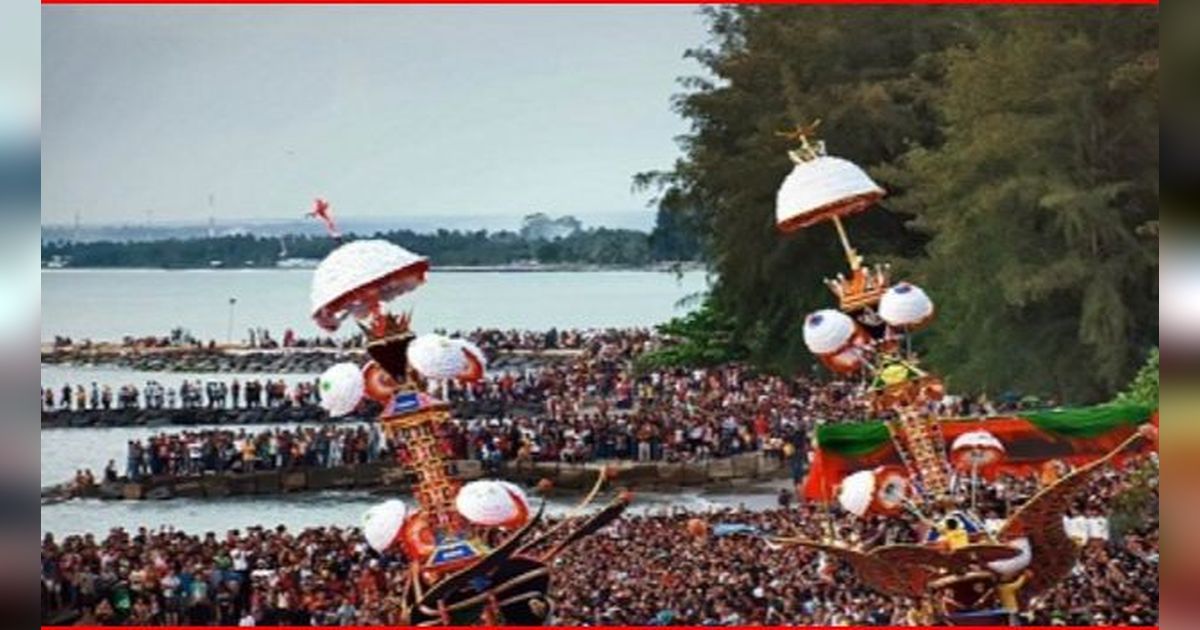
[{"x1": 42, "y1": 5, "x2": 710, "y2": 227}]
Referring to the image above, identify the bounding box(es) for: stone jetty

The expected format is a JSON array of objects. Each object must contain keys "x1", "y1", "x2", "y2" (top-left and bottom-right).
[
  {"x1": 41, "y1": 397, "x2": 544, "y2": 429},
  {"x1": 41, "y1": 344, "x2": 578, "y2": 374},
  {"x1": 42, "y1": 452, "x2": 789, "y2": 504}
]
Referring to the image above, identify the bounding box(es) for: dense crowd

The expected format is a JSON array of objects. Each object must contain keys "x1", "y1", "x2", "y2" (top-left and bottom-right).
[
  {"x1": 110, "y1": 425, "x2": 388, "y2": 483},
  {"x1": 44, "y1": 379, "x2": 320, "y2": 412},
  {"x1": 53, "y1": 328, "x2": 1054, "y2": 490},
  {"x1": 41, "y1": 454, "x2": 1158, "y2": 626}
]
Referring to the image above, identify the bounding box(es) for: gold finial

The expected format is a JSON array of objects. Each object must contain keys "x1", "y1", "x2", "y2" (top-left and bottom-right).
[{"x1": 777, "y1": 118, "x2": 825, "y2": 163}]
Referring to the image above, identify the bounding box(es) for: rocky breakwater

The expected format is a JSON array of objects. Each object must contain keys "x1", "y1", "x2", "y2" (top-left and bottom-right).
[
  {"x1": 41, "y1": 397, "x2": 545, "y2": 428},
  {"x1": 40, "y1": 404, "x2": 368, "y2": 429},
  {"x1": 41, "y1": 345, "x2": 579, "y2": 374},
  {"x1": 43, "y1": 452, "x2": 789, "y2": 504},
  {"x1": 41, "y1": 346, "x2": 359, "y2": 373}
]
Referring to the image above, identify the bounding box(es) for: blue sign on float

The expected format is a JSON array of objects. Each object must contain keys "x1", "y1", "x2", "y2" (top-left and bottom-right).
[
  {"x1": 391, "y1": 392, "x2": 421, "y2": 414},
  {"x1": 431, "y1": 541, "x2": 479, "y2": 565}
]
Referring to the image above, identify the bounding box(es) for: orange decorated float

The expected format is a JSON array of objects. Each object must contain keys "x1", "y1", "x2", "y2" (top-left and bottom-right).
[
  {"x1": 309, "y1": 232, "x2": 630, "y2": 625},
  {"x1": 768, "y1": 124, "x2": 1157, "y2": 625}
]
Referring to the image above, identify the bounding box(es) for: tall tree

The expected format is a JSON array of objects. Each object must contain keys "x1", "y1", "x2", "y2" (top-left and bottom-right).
[
  {"x1": 640, "y1": 5, "x2": 974, "y2": 372},
  {"x1": 646, "y1": 6, "x2": 1157, "y2": 402},
  {"x1": 888, "y1": 8, "x2": 1158, "y2": 401}
]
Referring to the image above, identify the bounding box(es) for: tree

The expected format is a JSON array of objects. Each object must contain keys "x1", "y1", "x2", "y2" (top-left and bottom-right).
[
  {"x1": 647, "y1": 189, "x2": 704, "y2": 262},
  {"x1": 887, "y1": 9, "x2": 1158, "y2": 401},
  {"x1": 1115, "y1": 347, "x2": 1159, "y2": 407},
  {"x1": 635, "y1": 294, "x2": 749, "y2": 372},
  {"x1": 640, "y1": 5, "x2": 971, "y2": 373},
  {"x1": 645, "y1": 6, "x2": 1157, "y2": 402}
]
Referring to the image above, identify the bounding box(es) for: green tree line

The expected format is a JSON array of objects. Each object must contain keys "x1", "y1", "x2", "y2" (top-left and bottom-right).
[
  {"x1": 641, "y1": 6, "x2": 1158, "y2": 403},
  {"x1": 42, "y1": 222, "x2": 703, "y2": 269}
]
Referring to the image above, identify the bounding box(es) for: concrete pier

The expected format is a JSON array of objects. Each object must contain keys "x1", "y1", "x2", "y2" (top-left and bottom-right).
[{"x1": 44, "y1": 452, "x2": 789, "y2": 503}]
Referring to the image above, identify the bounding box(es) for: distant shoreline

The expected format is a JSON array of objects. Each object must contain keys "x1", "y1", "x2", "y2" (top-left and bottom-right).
[{"x1": 42, "y1": 262, "x2": 706, "y2": 273}]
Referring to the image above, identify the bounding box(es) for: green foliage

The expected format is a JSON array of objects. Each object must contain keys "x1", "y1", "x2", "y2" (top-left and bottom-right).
[
  {"x1": 645, "y1": 6, "x2": 1158, "y2": 403},
  {"x1": 889, "y1": 10, "x2": 1159, "y2": 402},
  {"x1": 637, "y1": 4, "x2": 965, "y2": 375},
  {"x1": 1115, "y1": 347, "x2": 1159, "y2": 407},
  {"x1": 42, "y1": 225, "x2": 691, "y2": 269},
  {"x1": 635, "y1": 295, "x2": 749, "y2": 372}
]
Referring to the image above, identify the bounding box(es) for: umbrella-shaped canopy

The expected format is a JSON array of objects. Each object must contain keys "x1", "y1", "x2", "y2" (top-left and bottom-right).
[
  {"x1": 776, "y1": 156, "x2": 885, "y2": 233},
  {"x1": 310, "y1": 240, "x2": 429, "y2": 331}
]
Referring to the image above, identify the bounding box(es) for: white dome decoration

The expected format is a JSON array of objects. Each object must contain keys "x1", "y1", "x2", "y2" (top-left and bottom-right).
[
  {"x1": 951, "y1": 430, "x2": 1006, "y2": 454},
  {"x1": 317, "y1": 362, "x2": 365, "y2": 417},
  {"x1": 803, "y1": 309, "x2": 856, "y2": 355},
  {"x1": 837, "y1": 469, "x2": 876, "y2": 518},
  {"x1": 362, "y1": 499, "x2": 409, "y2": 553},
  {"x1": 776, "y1": 156, "x2": 885, "y2": 232},
  {"x1": 407, "y1": 333, "x2": 467, "y2": 380},
  {"x1": 987, "y1": 537, "x2": 1032, "y2": 578},
  {"x1": 950, "y1": 430, "x2": 1006, "y2": 470},
  {"x1": 456, "y1": 480, "x2": 528, "y2": 527},
  {"x1": 879, "y1": 282, "x2": 935, "y2": 329},
  {"x1": 310, "y1": 240, "x2": 429, "y2": 331}
]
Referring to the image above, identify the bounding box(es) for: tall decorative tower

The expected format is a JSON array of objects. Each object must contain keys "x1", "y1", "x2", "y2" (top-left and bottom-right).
[
  {"x1": 309, "y1": 235, "x2": 630, "y2": 625},
  {"x1": 776, "y1": 121, "x2": 950, "y2": 502},
  {"x1": 770, "y1": 123, "x2": 1157, "y2": 625}
]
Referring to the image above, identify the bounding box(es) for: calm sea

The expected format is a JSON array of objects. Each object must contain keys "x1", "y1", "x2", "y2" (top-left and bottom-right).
[{"x1": 41, "y1": 268, "x2": 708, "y2": 342}]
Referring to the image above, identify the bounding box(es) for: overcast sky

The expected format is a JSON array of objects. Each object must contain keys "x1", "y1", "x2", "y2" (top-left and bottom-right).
[{"x1": 42, "y1": 5, "x2": 709, "y2": 226}]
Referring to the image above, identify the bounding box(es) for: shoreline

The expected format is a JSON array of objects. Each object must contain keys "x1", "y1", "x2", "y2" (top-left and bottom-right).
[
  {"x1": 42, "y1": 261, "x2": 706, "y2": 273},
  {"x1": 39, "y1": 398, "x2": 547, "y2": 430},
  {"x1": 41, "y1": 346, "x2": 576, "y2": 373}
]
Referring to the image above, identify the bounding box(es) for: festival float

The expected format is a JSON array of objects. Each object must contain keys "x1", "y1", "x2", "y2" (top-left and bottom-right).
[
  {"x1": 307, "y1": 227, "x2": 630, "y2": 625},
  {"x1": 769, "y1": 122, "x2": 1158, "y2": 625}
]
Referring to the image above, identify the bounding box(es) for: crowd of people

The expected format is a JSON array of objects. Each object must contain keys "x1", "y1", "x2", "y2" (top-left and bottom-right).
[
  {"x1": 41, "y1": 453, "x2": 1158, "y2": 626},
  {"x1": 52, "y1": 328, "x2": 1055, "y2": 488},
  {"x1": 44, "y1": 379, "x2": 320, "y2": 412},
  {"x1": 113, "y1": 425, "x2": 387, "y2": 482}
]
